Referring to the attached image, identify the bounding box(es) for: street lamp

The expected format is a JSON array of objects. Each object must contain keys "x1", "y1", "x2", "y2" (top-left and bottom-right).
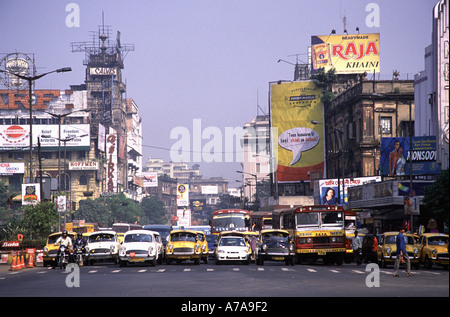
[
  {"x1": 0, "y1": 67, "x2": 72, "y2": 182},
  {"x1": 311, "y1": 120, "x2": 346, "y2": 205},
  {"x1": 44, "y1": 109, "x2": 90, "y2": 193},
  {"x1": 236, "y1": 170, "x2": 258, "y2": 209}
]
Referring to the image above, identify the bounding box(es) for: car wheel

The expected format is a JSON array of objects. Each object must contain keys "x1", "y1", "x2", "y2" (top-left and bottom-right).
[{"x1": 425, "y1": 256, "x2": 433, "y2": 269}]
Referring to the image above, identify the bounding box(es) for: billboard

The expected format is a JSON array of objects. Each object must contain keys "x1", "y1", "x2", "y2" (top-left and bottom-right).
[
  {"x1": 142, "y1": 172, "x2": 158, "y2": 187},
  {"x1": 270, "y1": 80, "x2": 324, "y2": 182},
  {"x1": 106, "y1": 127, "x2": 118, "y2": 193},
  {"x1": 22, "y1": 183, "x2": 41, "y2": 205},
  {"x1": 380, "y1": 136, "x2": 440, "y2": 176},
  {"x1": 319, "y1": 176, "x2": 381, "y2": 205},
  {"x1": 0, "y1": 124, "x2": 90, "y2": 150},
  {"x1": 177, "y1": 184, "x2": 189, "y2": 207},
  {"x1": 311, "y1": 33, "x2": 380, "y2": 74}
]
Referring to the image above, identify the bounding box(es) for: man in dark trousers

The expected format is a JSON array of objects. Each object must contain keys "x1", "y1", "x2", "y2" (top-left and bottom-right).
[{"x1": 393, "y1": 227, "x2": 411, "y2": 277}]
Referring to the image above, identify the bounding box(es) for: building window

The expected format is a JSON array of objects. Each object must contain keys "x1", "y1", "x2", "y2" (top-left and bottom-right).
[
  {"x1": 380, "y1": 117, "x2": 392, "y2": 134},
  {"x1": 79, "y1": 175, "x2": 87, "y2": 185}
]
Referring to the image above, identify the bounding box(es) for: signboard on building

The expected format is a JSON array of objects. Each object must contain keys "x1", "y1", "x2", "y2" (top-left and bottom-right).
[
  {"x1": 318, "y1": 176, "x2": 381, "y2": 205},
  {"x1": 68, "y1": 161, "x2": 99, "y2": 170},
  {"x1": 311, "y1": 33, "x2": 380, "y2": 74},
  {"x1": 201, "y1": 185, "x2": 218, "y2": 195},
  {"x1": 177, "y1": 208, "x2": 191, "y2": 227},
  {"x1": 89, "y1": 67, "x2": 117, "y2": 76},
  {"x1": 0, "y1": 162, "x2": 24, "y2": 175},
  {"x1": 380, "y1": 136, "x2": 440, "y2": 176},
  {"x1": 0, "y1": 124, "x2": 90, "y2": 149},
  {"x1": 142, "y1": 172, "x2": 158, "y2": 187},
  {"x1": 270, "y1": 80, "x2": 324, "y2": 181},
  {"x1": 177, "y1": 184, "x2": 189, "y2": 206},
  {"x1": 106, "y1": 127, "x2": 118, "y2": 193}
]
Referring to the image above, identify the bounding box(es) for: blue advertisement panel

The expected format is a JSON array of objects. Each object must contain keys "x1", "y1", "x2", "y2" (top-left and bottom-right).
[{"x1": 380, "y1": 136, "x2": 440, "y2": 176}]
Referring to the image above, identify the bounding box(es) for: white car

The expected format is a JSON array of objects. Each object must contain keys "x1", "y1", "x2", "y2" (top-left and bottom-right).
[
  {"x1": 85, "y1": 231, "x2": 121, "y2": 265},
  {"x1": 215, "y1": 235, "x2": 251, "y2": 265},
  {"x1": 119, "y1": 230, "x2": 163, "y2": 267}
]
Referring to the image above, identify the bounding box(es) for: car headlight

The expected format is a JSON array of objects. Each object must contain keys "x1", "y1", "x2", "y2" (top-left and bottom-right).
[
  {"x1": 307, "y1": 238, "x2": 313, "y2": 244},
  {"x1": 218, "y1": 249, "x2": 225, "y2": 254},
  {"x1": 202, "y1": 244, "x2": 206, "y2": 251},
  {"x1": 148, "y1": 246, "x2": 154, "y2": 255},
  {"x1": 432, "y1": 249, "x2": 437, "y2": 256},
  {"x1": 414, "y1": 248, "x2": 418, "y2": 255},
  {"x1": 194, "y1": 244, "x2": 200, "y2": 252},
  {"x1": 110, "y1": 245, "x2": 115, "y2": 253},
  {"x1": 43, "y1": 247, "x2": 48, "y2": 253},
  {"x1": 386, "y1": 247, "x2": 391, "y2": 255},
  {"x1": 262, "y1": 244, "x2": 267, "y2": 252},
  {"x1": 289, "y1": 244, "x2": 294, "y2": 252}
]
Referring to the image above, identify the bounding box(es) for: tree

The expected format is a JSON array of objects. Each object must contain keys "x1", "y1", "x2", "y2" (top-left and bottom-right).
[
  {"x1": 76, "y1": 198, "x2": 111, "y2": 227},
  {"x1": 422, "y1": 169, "x2": 449, "y2": 228},
  {"x1": 141, "y1": 196, "x2": 168, "y2": 224},
  {"x1": 310, "y1": 68, "x2": 337, "y2": 106},
  {"x1": 22, "y1": 201, "x2": 59, "y2": 240}
]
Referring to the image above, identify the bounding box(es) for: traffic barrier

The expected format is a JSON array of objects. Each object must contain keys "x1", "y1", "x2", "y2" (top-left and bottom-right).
[
  {"x1": 9, "y1": 256, "x2": 20, "y2": 271},
  {"x1": 19, "y1": 255, "x2": 25, "y2": 269},
  {"x1": 26, "y1": 253, "x2": 35, "y2": 268}
]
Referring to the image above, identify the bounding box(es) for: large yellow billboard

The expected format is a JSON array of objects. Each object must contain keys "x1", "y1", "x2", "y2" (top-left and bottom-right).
[
  {"x1": 311, "y1": 33, "x2": 380, "y2": 74},
  {"x1": 270, "y1": 81, "x2": 324, "y2": 182}
]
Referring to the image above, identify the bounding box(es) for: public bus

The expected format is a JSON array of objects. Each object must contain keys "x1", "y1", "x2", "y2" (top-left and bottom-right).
[
  {"x1": 273, "y1": 205, "x2": 346, "y2": 265},
  {"x1": 112, "y1": 222, "x2": 142, "y2": 233},
  {"x1": 251, "y1": 211, "x2": 273, "y2": 231},
  {"x1": 210, "y1": 209, "x2": 252, "y2": 235}
]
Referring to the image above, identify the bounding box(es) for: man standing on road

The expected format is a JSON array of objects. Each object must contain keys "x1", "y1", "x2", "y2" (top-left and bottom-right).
[
  {"x1": 352, "y1": 230, "x2": 362, "y2": 265},
  {"x1": 393, "y1": 227, "x2": 411, "y2": 277}
]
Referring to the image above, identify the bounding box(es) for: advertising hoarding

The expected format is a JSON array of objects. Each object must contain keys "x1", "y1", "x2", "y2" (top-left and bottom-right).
[
  {"x1": 0, "y1": 124, "x2": 90, "y2": 149},
  {"x1": 311, "y1": 33, "x2": 380, "y2": 74},
  {"x1": 380, "y1": 136, "x2": 440, "y2": 176},
  {"x1": 270, "y1": 80, "x2": 324, "y2": 182},
  {"x1": 319, "y1": 176, "x2": 381, "y2": 205},
  {"x1": 142, "y1": 172, "x2": 158, "y2": 187},
  {"x1": 177, "y1": 184, "x2": 189, "y2": 207}
]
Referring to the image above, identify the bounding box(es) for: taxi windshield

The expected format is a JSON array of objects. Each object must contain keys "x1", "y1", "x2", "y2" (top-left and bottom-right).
[
  {"x1": 124, "y1": 233, "x2": 152, "y2": 243},
  {"x1": 89, "y1": 233, "x2": 114, "y2": 242},
  {"x1": 261, "y1": 234, "x2": 289, "y2": 243},
  {"x1": 170, "y1": 232, "x2": 197, "y2": 242},
  {"x1": 219, "y1": 237, "x2": 246, "y2": 247},
  {"x1": 428, "y1": 236, "x2": 448, "y2": 246}
]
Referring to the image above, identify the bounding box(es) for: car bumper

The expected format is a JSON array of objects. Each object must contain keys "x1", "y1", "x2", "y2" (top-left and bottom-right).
[
  {"x1": 166, "y1": 252, "x2": 201, "y2": 260},
  {"x1": 259, "y1": 252, "x2": 294, "y2": 261},
  {"x1": 216, "y1": 253, "x2": 249, "y2": 261},
  {"x1": 87, "y1": 253, "x2": 117, "y2": 261},
  {"x1": 382, "y1": 255, "x2": 420, "y2": 263},
  {"x1": 119, "y1": 254, "x2": 156, "y2": 263}
]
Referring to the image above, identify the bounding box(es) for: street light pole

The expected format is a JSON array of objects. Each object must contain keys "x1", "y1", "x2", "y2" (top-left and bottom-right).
[
  {"x1": 237, "y1": 170, "x2": 258, "y2": 209},
  {"x1": 0, "y1": 67, "x2": 72, "y2": 182},
  {"x1": 311, "y1": 120, "x2": 345, "y2": 205}
]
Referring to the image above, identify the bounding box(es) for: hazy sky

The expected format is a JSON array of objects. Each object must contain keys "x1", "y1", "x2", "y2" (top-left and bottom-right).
[{"x1": 1, "y1": 0, "x2": 438, "y2": 187}]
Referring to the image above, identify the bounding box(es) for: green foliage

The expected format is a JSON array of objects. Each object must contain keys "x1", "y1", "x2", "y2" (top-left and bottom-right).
[
  {"x1": 141, "y1": 196, "x2": 168, "y2": 224},
  {"x1": 311, "y1": 68, "x2": 337, "y2": 106},
  {"x1": 22, "y1": 201, "x2": 59, "y2": 240},
  {"x1": 422, "y1": 169, "x2": 449, "y2": 225}
]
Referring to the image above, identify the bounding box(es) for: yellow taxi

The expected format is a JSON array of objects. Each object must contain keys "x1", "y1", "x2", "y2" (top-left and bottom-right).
[
  {"x1": 195, "y1": 231, "x2": 209, "y2": 264},
  {"x1": 42, "y1": 231, "x2": 76, "y2": 267},
  {"x1": 116, "y1": 232, "x2": 125, "y2": 244},
  {"x1": 165, "y1": 230, "x2": 203, "y2": 265},
  {"x1": 377, "y1": 231, "x2": 420, "y2": 269},
  {"x1": 417, "y1": 233, "x2": 449, "y2": 269}
]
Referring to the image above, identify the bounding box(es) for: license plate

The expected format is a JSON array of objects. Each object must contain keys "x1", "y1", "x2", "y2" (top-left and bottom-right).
[
  {"x1": 272, "y1": 257, "x2": 284, "y2": 260},
  {"x1": 318, "y1": 250, "x2": 326, "y2": 255},
  {"x1": 130, "y1": 257, "x2": 144, "y2": 262}
]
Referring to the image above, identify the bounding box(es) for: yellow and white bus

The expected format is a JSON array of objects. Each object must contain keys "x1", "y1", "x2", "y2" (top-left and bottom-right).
[{"x1": 273, "y1": 205, "x2": 346, "y2": 265}]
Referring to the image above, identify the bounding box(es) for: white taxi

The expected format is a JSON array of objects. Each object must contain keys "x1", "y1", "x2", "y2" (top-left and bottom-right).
[
  {"x1": 85, "y1": 231, "x2": 121, "y2": 265},
  {"x1": 118, "y1": 230, "x2": 163, "y2": 267}
]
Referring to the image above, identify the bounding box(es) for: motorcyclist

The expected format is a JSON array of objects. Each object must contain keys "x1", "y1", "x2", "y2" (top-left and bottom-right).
[
  {"x1": 72, "y1": 232, "x2": 87, "y2": 264},
  {"x1": 55, "y1": 230, "x2": 72, "y2": 267}
]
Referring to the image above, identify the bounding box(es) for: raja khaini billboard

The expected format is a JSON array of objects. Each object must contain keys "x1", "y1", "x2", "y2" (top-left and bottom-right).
[
  {"x1": 311, "y1": 33, "x2": 380, "y2": 74},
  {"x1": 270, "y1": 80, "x2": 324, "y2": 182}
]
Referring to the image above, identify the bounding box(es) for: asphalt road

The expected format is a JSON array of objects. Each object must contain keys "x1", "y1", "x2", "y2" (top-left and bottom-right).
[{"x1": 1, "y1": 260, "x2": 448, "y2": 301}]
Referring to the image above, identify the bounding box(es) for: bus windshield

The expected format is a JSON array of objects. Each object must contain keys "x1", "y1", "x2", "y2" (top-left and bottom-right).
[
  {"x1": 212, "y1": 214, "x2": 251, "y2": 232},
  {"x1": 296, "y1": 212, "x2": 344, "y2": 228}
]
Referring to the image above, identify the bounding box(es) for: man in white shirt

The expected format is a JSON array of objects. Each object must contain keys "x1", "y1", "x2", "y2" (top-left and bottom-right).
[{"x1": 351, "y1": 230, "x2": 362, "y2": 265}]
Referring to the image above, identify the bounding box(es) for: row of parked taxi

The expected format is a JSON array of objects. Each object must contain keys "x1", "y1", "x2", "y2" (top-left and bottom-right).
[
  {"x1": 358, "y1": 231, "x2": 449, "y2": 270},
  {"x1": 42, "y1": 228, "x2": 296, "y2": 267}
]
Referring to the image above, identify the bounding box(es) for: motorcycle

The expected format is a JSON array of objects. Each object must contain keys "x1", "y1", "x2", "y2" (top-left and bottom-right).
[
  {"x1": 73, "y1": 244, "x2": 85, "y2": 266},
  {"x1": 57, "y1": 245, "x2": 70, "y2": 269}
]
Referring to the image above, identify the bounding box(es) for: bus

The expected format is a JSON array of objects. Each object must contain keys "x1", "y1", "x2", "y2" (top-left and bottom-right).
[
  {"x1": 251, "y1": 211, "x2": 273, "y2": 231},
  {"x1": 274, "y1": 205, "x2": 346, "y2": 265},
  {"x1": 112, "y1": 223, "x2": 142, "y2": 233},
  {"x1": 210, "y1": 209, "x2": 252, "y2": 235}
]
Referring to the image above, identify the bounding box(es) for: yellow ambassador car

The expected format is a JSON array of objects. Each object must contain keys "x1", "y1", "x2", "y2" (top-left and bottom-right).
[
  {"x1": 417, "y1": 233, "x2": 449, "y2": 269},
  {"x1": 165, "y1": 230, "x2": 205, "y2": 265},
  {"x1": 377, "y1": 231, "x2": 420, "y2": 269},
  {"x1": 43, "y1": 231, "x2": 76, "y2": 267}
]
